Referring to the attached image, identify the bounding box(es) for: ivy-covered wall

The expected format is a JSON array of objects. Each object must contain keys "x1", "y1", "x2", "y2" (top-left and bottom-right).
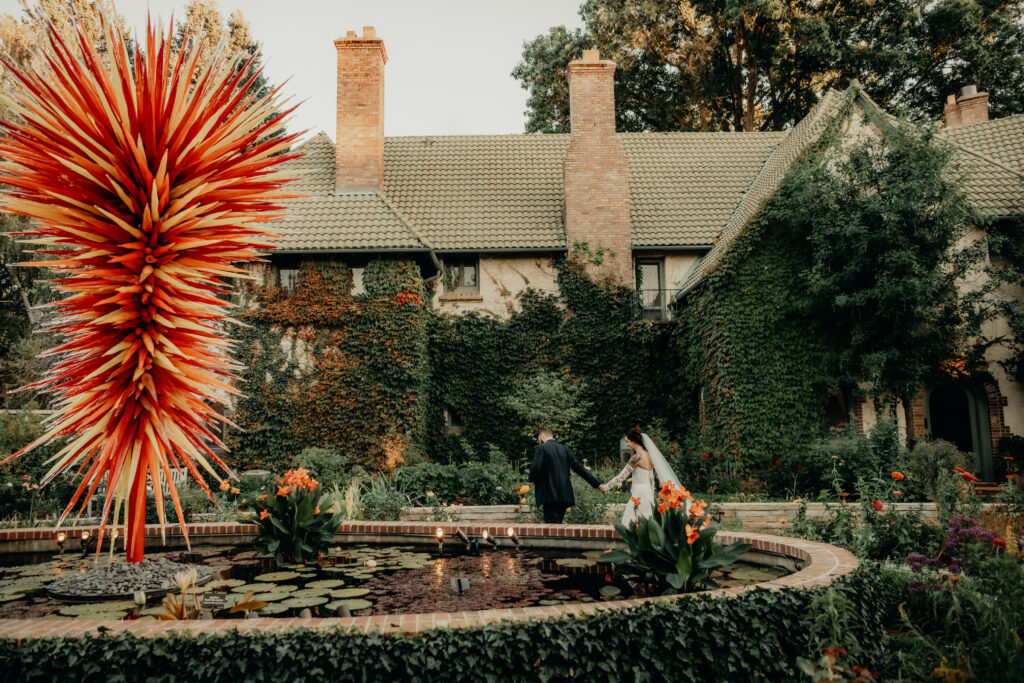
[
  {"x1": 228, "y1": 259, "x2": 429, "y2": 472},
  {"x1": 673, "y1": 205, "x2": 837, "y2": 470},
  {"x1": 425, "y1": 258, "x2": 683, "y2": 464}
]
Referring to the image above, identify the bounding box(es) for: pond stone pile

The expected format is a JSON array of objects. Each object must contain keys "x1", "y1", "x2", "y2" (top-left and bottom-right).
[{"x1": 47, "y1": 558, "x2": 214, "y2": 601}]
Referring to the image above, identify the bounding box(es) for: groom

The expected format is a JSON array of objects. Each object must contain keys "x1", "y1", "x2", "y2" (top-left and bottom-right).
[{"x1": 529, "y1": 428, "x2": 604, "y2": 523}]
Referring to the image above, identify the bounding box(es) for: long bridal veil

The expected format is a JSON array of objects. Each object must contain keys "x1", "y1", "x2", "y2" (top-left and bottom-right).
[
  {"x1": 641, "y1": 433, "x2": 679, "y2": 487},
  {"x1": 641, "y1": 433, "x2": 690, "y2": 513}
]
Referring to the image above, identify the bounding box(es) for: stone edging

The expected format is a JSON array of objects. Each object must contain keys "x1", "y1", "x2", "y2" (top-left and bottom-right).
[{"x1": 0, "y1": 522, "x2": 857, "y2": 641}]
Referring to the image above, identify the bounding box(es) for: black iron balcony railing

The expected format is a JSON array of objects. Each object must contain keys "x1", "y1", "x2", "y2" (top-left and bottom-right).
[{"x1": 635, "y1": 288, "x2": 677, "y2": 321}]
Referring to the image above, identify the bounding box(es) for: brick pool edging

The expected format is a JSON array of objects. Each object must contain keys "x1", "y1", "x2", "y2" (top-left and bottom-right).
[{"x1": 0, "y1": 522, "x2": 858, "y2": 641}]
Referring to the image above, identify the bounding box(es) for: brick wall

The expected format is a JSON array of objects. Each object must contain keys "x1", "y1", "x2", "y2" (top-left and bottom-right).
[
  {"x1": 563, "y1": 50, "x2": 633, "y2": 285},
  {"x1": 334, "y1": 27, "x2": 387, "y2": 192}
]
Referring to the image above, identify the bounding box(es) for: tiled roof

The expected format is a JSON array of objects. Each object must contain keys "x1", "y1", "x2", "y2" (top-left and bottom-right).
[
  {"x1": 622, "y1": 132, "x2": 786, "y2": 247},
  {"x1": 938, "y1": 114, "x2": 1024, "y2": 219},
  {"x1": 268, "y1": 133, "x2": 429, "y2": 252},
  {"x1": 678, "y1": 89, "x2": 851, "y2": 294},
  {"x1": 268, "y1": 130, "x2": 789, "y2": 252},
  {"x1": 382, "y1": 135, "x2": 569, "y2": 250}
]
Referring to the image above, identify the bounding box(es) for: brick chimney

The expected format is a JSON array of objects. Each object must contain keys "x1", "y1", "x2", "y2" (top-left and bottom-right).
[
  {"x1": 563, "y1": 50, "x2": 633, "y2": 285},
  {"x1": 943, "y1": 85, "x2": 989, "y2": 129},
  {"x1": 334, "y1": 27, "x2": 387, "y2": 193}
]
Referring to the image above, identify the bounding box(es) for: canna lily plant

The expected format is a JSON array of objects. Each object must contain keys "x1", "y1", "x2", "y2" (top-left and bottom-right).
[
  {"x1": 250, "y1": 469, "x2": 344, "y2": 566},
  {"x1": 0, "y1": 13, "x2": 300, "y2": 561},
  {"x1": 603, "y1": 482, "x2": 751, "y2": 593}
]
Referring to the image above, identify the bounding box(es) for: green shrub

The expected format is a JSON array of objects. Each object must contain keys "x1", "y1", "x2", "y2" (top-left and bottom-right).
[
  {"x1": 395, "y1": 462, "x2": 522, "y2": 507},
  {"x1": 0, "y1": 567, "x2": 906, "y2": 682},
  {"x1": 805, "y1": 418, "x2": 904, "y2": 497},
  {"x1": 905, "y1": 439, "x2": 969, "y2": 504},
  {"x1": 290, "y1": 446, "x2": 354, "y2": 490},
  {"x1": 996, "y1": 434, "x2": 1024, "y2": 480},
  {"x1": 360, "y1": 474, "x2": 409, "y2": 521}
]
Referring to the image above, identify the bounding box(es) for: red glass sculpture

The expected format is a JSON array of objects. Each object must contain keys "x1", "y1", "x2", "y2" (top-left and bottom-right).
[{"x1": 0, "y1": 15, "x2": 300, "y2": 562}]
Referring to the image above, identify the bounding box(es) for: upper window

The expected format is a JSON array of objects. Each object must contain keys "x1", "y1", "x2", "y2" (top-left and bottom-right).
[
  {"x1": 351, "y1": 267, "x2": 365, "y2": 295},
  {"x1": 278, "y1": 266, "x2": 299, "y2": 292},
  {"x1": 444, "y1": 256, "x2": 479, "y2": 292},
  {"x1": 636, "y1": 258, "x2": 666, "y2": 320}
]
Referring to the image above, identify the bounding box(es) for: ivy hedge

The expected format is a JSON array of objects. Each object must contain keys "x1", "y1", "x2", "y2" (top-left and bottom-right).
[{"x1": 0, "y1": 568, "x2": 905, "y2": 682}]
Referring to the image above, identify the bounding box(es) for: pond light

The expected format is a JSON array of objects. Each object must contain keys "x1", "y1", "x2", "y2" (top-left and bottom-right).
[
  {"x1": 436, "y1": 527, "x2": 445, "y2": 554},
  {"x1": 481, "y1": 529, "x2": 497, "y2": 548},
  {"x1": 507, "y1": 527, "x2": 519, "y2": 546},
  {"x1": 56, "y1": 531, "x2": 66, "y2": 554}
]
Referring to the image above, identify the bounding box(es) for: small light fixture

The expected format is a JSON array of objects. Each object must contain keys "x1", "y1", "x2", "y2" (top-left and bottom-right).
[
  {"x1": 56, "y1": 531, "x2": 66, "y2": 554},
  {"x1": 80, "y1": 529, "x2": 90, "y2": 542},
  {"x1": 435, "y1": 527, "x2": 445, "y2": 554},
  {"x1": 456, "y1": 528, "x2": 471, "y2": 549},
  {"x1": 481, "y1": 529, "x2": 497, "y2": 548},
  {"x1": 507, "y1": 527, "x2": 519, "y2": 546}
]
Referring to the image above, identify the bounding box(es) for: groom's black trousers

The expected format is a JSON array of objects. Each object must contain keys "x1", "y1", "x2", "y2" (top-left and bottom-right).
[{"x1": 542, "y1": 502, "x2": 569, "y2": 524}]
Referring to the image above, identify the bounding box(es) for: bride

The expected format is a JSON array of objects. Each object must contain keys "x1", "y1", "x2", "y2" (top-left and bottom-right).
[{"x1": 599, "y1": 427, "x2": 684, "y2": 526}]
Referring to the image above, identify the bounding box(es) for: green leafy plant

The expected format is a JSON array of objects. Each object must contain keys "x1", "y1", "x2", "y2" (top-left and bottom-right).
[
  {"x1": 360, "y1": 473, "x2": 410, "y2": 521},
  {"x1": 603, "y1": 482, "x2": 751, "y2": 592},
  {"x1": 248, "y1": 469, "x2": 343, "y2": 565}
]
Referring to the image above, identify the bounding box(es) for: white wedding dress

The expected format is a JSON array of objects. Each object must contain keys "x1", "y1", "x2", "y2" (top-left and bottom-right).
[
  {"x1": 603, "y1": 433, "x2": 684, "y2": 527},
  {"x1": 604, "y1": 462, "x2": 655, "y2": 526}
]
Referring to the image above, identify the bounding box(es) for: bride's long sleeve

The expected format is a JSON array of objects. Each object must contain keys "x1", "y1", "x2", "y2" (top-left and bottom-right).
[{"x1": 603, "y1": 463, "x2": 634, "y2": 490}]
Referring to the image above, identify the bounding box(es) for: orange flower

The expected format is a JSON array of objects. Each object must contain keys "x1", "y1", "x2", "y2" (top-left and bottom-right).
[
  {"x1": 839, "y1": 493, "x2": 850, "y2": 498},
  {"x1": 891, "y1": 471, "x2": 905, "y2": 481},
  {"x1": 258, "y1": 494, "x2": 267, "y2": 502},
  {"x1": 518, "y1": 485, "x2": 530, "y2": 494},
  {"x1": 276, "y1": 485, "x2": 292, "y2": 497},
  {"x1": 685, "y1": 524, "x2": 699, "y2": 544},
  {"x1": 520, "y1": 497, "x2": 527, "y2": 505},
  {"x1": 219, "y1": 480, "x2": 230, "y2": 492},
  {"x1": 314, "y1": 506, "x2": 320, "y2": 515},
  {"x1": 657, "y1": 504, "x2": 668, "y2": 514},
  {"x1": 893, "y1": 490, "x2": 902, "y2": 496},
  {"x1": 230, "y1": 487, "x2": 240, "y2": 495},
  {"x1": 689, "y1": 500, "x2": 707, "y2": 518},
  {"x1": 259, "y1": 510, "x2": 271, "y2": 520},
  {"x1": 630, "y1": 497, "x2": 641, "y2": 506},
  {"x1": 953, "y1": 466, "x2": 980, "y2": 483}
]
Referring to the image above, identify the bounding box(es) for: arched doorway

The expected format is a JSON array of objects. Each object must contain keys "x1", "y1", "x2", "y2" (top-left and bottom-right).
[{"x1": 926, "y1": 381, "x2": 992, "y2": 480}]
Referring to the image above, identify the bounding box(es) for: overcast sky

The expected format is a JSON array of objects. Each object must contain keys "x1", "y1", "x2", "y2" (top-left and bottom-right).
[{"x1": 0, "y1": 0, "x2": 585, "y2": 139}]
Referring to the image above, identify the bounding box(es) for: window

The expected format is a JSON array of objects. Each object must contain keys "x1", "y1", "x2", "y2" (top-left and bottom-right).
[
  {"x1": 636, "y1": 258, "x2": 666, "y2": 320},
  {"x1": 351, "y1": 267, "x2": 365, "y2": 295},
  {"x1": 444, "y1": 407, "x2": 464, "y2": 435},
  {"x1": 277, "y1": 266, "x2": 299, "y2": 292},
  {"x1": 444, "y1": 256, "x2": 479, "y2": 292}
]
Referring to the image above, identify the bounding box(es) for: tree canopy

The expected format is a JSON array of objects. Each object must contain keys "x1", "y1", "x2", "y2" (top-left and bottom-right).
[{"x1": 513, "y1": 0, "x2": 1024, "y2": 133}]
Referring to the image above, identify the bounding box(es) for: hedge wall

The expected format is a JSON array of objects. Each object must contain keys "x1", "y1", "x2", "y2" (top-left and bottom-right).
[
  {"x1": 0, "y1": 569, "x2": 905, "y2": 682},
  {"x1": 228, "y1": 259, "x2": 429, "y2": 472}
]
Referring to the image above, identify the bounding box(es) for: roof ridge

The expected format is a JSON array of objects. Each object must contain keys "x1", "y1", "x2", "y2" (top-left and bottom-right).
[{"x1": 945, "y1": 139, "x2": 1024, "y2": 181}]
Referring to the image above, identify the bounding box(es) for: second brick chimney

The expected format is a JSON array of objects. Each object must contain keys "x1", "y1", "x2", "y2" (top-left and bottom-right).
[
  {"x1": 563, "y1": 50, "x2": 633, "y2": 285},
  {"x1": 334, "y1": 27, "x2": 387, "y2": 193},
  {"x1": 943, "y1": 85, "x2": 989, "y2": 129}
]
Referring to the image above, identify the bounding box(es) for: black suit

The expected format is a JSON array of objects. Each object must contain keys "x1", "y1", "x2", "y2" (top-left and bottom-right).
[{"x1": 528, "y1": 438, "x2": 601, "y2": 523}]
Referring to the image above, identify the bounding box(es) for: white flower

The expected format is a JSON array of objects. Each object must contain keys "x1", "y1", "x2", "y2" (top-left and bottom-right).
[
  {"x1": 426, "y1": 491, "x2": 435, "y2": 498},
  {"x1": 133, "y1": 590, "x2": 146, "y2": 606},
  {"x1": 172, "y1": 567, "x2": 197, "y2": 591},
  {"x1": 364, "y1": 559, "x2": 377, "y2": 568}
]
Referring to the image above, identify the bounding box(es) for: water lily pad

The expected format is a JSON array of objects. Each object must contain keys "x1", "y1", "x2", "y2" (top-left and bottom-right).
[
  {"x1": 231, "y1": 583, "x2": 277, "y2": 593},
  {"x1": 726, "y1": 565, "x2": 787, "y2": 582},
  {"x1": 555, "y1": 558, "x2": 590, "y2": 568},
  {"x1": 273, "y1": 584, "x2": 299, "y2": 593},
  {"x1": 538, "y1": 599, "x2": 563, "y2": 606},
  {"x1": 329, "y1": 588, "x2": 369, "y2": 599},
  {"x1": 140, "y1": 606, "x2": 168, "y2": 616},
  {"x1": 579, "y1": 596, "x2": 595, "y2": 603},
  {"x1": 281, "y1": 596, "x2": 327, "y2": 608},
  {"x1": 582, "y1": 550, "x2": 608, "y2": 559},
  {"x1": 599, "y1": 585, "x2": 622, "y2": 598},
  {"x1": 206, "y1": 579, "x2": 245, "y2": 589},
  {"x1": 325, "y1": 598, "x2": 372, "y2": 611},
  {"x1": 254, "y1": 571, "x2": 299, "y2": 582},
  {"x1": 249, "y1": 592, "x2": 292, "y2": 603},
  {"x1": 288, "y1": 588, "x2": 329, "y2": 599},
  {"x1": 258, "y1": 602, "x2": 290, "y2": 615},
  {"x1": 321, "y1": 567, "x2": 348, "y2": 574},
  {"x1": 72, "y1": 611, "x2": 127, "y2": 620},
  {"x1": 58, "y1": 600, "x2": 136, "y2": 616},
  {"x1": 304, "y1": 579, "x2": 344, "y2": 589}
]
